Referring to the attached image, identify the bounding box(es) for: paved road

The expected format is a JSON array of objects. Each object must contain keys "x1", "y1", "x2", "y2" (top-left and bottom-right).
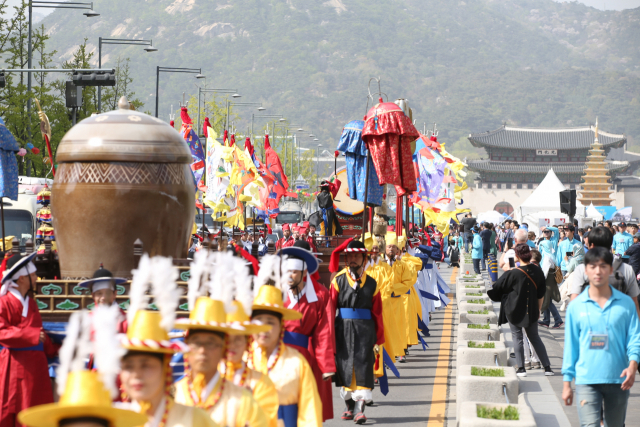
[
  {"x1": 322, "y1": 260, "x2": 640, "y2": 426},
  {"x1": 325, "y1": 264, "x2": 458, "y2": 426}
]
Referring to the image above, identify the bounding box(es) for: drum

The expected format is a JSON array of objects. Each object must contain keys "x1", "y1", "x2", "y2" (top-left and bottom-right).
[{"x1": 333, "y1": 167, "x2": 364, "y2": 216}]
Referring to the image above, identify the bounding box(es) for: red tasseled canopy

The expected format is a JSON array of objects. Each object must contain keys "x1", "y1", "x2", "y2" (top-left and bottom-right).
[{"x1": 180, "y1": 107, "x2": 193, "y2": 125}]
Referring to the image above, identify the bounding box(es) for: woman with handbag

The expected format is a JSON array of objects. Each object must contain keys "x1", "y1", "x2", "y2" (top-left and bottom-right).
[{"x1": 487, "y1": 244, "x2": 555, "y2": 378}]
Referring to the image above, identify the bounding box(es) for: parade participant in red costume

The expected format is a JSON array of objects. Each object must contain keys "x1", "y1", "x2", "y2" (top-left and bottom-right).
[
  {"x1": 279, "y1": 241, "x2": 336, "y2": 421},
  {"x1": 329, "y1": 240, "x2": 384, "y2": 424},
  {"x1": 300, "y1": 226, "x2": 317, "y2": 253},
  {"x1": 276, "y1": 224, "x2": 295, "y2": 250},
  {"x1": 0, "y1": 253, "x2": 60, "y2": 427}
]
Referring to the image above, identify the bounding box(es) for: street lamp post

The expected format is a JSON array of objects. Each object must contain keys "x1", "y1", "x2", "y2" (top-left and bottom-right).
[
  {"x1": 97, "y1": 37, "x2": 157, "y2": 112},
  {"x1": 251, "y1": 115, "x2": 284, "y2": 159},
  {"x1": 316, "y1": 144, "x2": 322, "y2": 185},
  {"x1": 196, "y1": 88, "x2": 238, "y2": 136},
  {"x1": 225, "y1": 101, "x2": 264, "y2": 132},
  {"x1": 27, "y1": 1, "x2": 99, "y2": 176},
  {"x1": 155, "y1": 67, "x2": 205, "y2": 117}
]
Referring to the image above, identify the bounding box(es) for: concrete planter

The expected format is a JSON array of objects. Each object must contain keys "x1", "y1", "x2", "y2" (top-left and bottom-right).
[
  {"x1": 458, "y1": 292, "x2": 490, "y2": 303},
  {"x1": 457, "y1": 285, "x2": 486, "y2": 294},
  {"x1": 459, "y1": 324, "x2": 501, "y2": 342},
  {"x1": 457, "y1": 365, "x2": 519, "y2": 419},
  {"x1": 459, "y1": 300, "x2": 494, "y2": 312},
  {"x1": 460, "y1": 311, "x2": 498, "y2": 325},
  {"x1": 457, "y1": 340, "x2": 508, "y2": 367},
  {"x1": 458, "y1": 402, "x2": 536, "y2": 427}
]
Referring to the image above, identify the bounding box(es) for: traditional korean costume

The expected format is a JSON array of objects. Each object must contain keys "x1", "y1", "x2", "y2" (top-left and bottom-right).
[
  {"x1": 248, "y1": 284, "x2": 322, "y2": 427},
  {"x1": 0, "y1": 253, "x2": 59, "y2": 427},
  {"x1": 316, "y1": 180, "x2": 343, "y2": 237}
]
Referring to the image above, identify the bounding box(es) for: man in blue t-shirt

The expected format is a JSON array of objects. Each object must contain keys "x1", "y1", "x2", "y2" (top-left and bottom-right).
[
  {"x1": 613, "y1": 222, "x2": 633, "y2": 260},
  {"x1": 556, "y1": 225, "x2": 581, "y2": 274},
  {"x1": 562, "y1": 247, "x2": 640, "y2": 426}
]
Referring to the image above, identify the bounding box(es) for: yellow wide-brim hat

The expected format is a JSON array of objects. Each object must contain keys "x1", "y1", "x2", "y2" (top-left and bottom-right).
[
  {"x1": 18, "y1": 371, "x2": 148, "y2": 427},
  {"x1": 122, "y1": 311, "x2": 185, "y2": 354},
  {"x1": 226, "y1": 300, "x2": 271, "y2": 335},
  {"x1": 385, "y1": 232, "x2": 398, "y2": 247},
  {"x1": 174, "y1": 297, "x2": 237, "y2": 335},
  {"x1": 252, "y1": 285, "x2": 302, "y2": 321},
  {"x1": 363, "y1": 232, "x2": 374, "y2": 252}
]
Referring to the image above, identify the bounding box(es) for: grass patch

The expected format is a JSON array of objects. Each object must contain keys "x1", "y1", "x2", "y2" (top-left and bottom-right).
[
  {"x1": 467, "y1": 299, "x2": 486, "y2": 304},
  {"x1": 477, "y1": 405, "x2": 519, "y2": 420},
  {"x1": 465, "y1": 285, "x2": 480, "y2": 288},
  {"x1": 467, "y1": 324, "x2": 490, "y2": 329},
  {"x1": 466, "y1": 292, "x2": 482, "y2": 296},
  {"x1": 471, "y1": 367, "x2": 504, "y2": 377},
  {"x1": 468, "y1": 341, "x2": 495, "y2": 348},
  {"x1": 468, "y1": 309, "x2": 490, "y2": 314}
]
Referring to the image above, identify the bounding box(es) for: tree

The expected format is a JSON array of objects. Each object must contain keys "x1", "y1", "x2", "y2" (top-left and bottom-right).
[{"x1": 101, "y1": 56, "x2": 144, "y2": 112}]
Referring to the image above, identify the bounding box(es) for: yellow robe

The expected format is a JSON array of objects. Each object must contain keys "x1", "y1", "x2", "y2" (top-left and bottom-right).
[
  {"x1": 223, "y1": 361, "x2": 279, "y2": 427},
  {"x1": 174, "y1": 374, "x2": 268, "y2": 427},
  {"x1": 365, "y1": 259, "x2": 402, "y2": 361},
  {"x1": 137, "y1": 399, "x2": 218, "y2": 427},
  {"x1": 385, "y1": 257, "x2": 414, "y2": 353},
  {"x1": 401, "y1": 255, "x2": 422, "y2": 346},
  {"x1": 248, "y1": 342, "x2": 322, "y2": 427}
]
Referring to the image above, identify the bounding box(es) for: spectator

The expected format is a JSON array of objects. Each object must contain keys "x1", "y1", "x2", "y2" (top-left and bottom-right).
[
  {"x1": 577, "y1": 228, "x2": 585, "y2": 243},
  {"x1": 480, "y1": 223, "x2": 493, "y2": 271},
  {"x1": 527, "y1": 231, "x2": 536, "y2": 249},
  {"x1": 488, "y1": 244, "x2": 554, "y2": 377},
  {"x1": 629, "y1": 223, "x2": 639, "y2": 237},
  {"x1": 583, "y1": 231, "x2": 589, "y2": 253},
  {"x1": 557, "y1": 225, "x2": 580, "y2": 274},
  {"x1": 570, "y1": 226, "x2": 640, "y2": 318},
  {"x1": 471, "y1": 226, "x2": 483, "y2": 274},
  {"x1": 624, "y1": 232, "x2": 640, "y2": 277},
  {"x1": 612, "y1": 222, "x2": 633, "y2": 260},
  {"x1": 559, "y1": 231, "x2": 566, "y2": 242},
  {"x1": 562, "y1": 247, "x2": 640, "y2": 426},
  {"x1": 460, "y1": 213, "x2": 477, "y2": 253},
  {"x1": 500, "y1": 238, "x2": 516, "y2": 272},
  {"x1": 497, "y1": 225, "x2": 506, "y2": 252},
  {"x1": 605, "y1": 220, "x2": 613, "y2": 231}
]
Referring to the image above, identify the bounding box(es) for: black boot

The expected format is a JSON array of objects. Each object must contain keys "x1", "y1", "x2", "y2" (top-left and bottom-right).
[
  {"x1": 341, "y1": 398, "x2": 355, "y2": 420},
  {"x1": 354, "y1": 400, "x2": 367, "y2": 424}
]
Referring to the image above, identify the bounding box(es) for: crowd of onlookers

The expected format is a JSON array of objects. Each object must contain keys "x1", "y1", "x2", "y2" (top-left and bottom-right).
[{"x1": 453, "y1": 212, "x2": 640, "y2": 427}]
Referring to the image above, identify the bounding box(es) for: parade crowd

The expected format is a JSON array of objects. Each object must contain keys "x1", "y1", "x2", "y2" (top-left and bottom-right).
[
  {"x1": 0, "y1": 217, "x2": 453, "y2": 427},
  {"x1": 455, "y1": 213, "x2": 640, "y2": 427}
]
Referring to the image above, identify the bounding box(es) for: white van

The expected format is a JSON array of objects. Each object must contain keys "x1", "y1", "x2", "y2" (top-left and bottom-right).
[{"x1": 0, "y1": 176, "x2": 54, "y2": 250}]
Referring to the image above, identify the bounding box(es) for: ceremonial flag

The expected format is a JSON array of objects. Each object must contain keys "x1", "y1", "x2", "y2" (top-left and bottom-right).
[
  {"x1": 264, "y1": 135, "x2": 297, "y2": 205},
  {"x1": 179, "y1": 107, "x2": 205, "y2": 184}
]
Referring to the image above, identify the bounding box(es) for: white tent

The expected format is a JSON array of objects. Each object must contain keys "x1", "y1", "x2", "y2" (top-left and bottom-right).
[
  {"x1": 586, "y1": 203, "x2": 604, "y2": 221},
  {"x1": 519, "y1": 169, "x2": 568, "y2": 217},
  {"x1": 477, "y1": 210, "x2": 507, "y2": 225}
]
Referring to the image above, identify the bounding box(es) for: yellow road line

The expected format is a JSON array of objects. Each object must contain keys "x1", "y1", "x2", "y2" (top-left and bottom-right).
[{"x1": 426, "y1": 267, "x2": 457, "y2": 426}]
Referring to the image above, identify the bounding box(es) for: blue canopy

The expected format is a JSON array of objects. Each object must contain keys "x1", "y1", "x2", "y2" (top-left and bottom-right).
[{"x1": 0, "y1": 118, "x2": 20, "y2": 201}]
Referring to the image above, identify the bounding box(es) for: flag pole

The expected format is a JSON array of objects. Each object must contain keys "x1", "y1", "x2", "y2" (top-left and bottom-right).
[{"x1": 361, "y1": 151, "x2": 371, "y2": 238}]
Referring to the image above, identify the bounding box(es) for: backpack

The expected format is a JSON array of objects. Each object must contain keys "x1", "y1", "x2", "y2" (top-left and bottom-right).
[{"x1": 580, "y1": 258, "x2": 625, "y2": 293}]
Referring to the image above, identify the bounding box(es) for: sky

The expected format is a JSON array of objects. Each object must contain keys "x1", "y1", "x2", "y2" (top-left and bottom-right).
[{"x1": 4, "y1": 0, "x2": 640, "y2": 17}]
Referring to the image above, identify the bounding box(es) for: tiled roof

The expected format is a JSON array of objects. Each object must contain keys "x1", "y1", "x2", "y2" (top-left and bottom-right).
[
  {"x1": 467, "y1": 160, "x2": 629, "y2": 174},
  {"x1": 468, "y1": 126, "x2": 626, "y2": 150}
]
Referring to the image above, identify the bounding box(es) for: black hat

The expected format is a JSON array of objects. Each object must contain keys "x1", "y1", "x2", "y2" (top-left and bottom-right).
[
  {"x1": 1, "y1": 252, "x2": 37, "y2": 284},
  {"x1": 619, "y1": 222, "x2": 627, "y2": 227},
  {"x1": 279, "y1": 241, "x2": 319, "y2": 274},
  {"x1": 344, "y1": 240, "x2": 369, "y2": 253},
  {"x1": 78, "y1": 264, "x2": 127, "y2": 291}
]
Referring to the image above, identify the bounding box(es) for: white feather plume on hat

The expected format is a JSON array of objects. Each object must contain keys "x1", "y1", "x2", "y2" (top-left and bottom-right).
[
  {"x1": 92, "y1": 304, "x2": 126, "y2": 398},
  {"x1": 127, "y1": 254, "x2": 151, "y2": 327},
  {"x1": 255, "y1": 254, "x2": 290, "y2": 293},
  {"x1": 187, "y1": 249, "x2": 213, "y2": 311},
  {"x1": 207, "y1": 251, "x2": 239, "y2": 312},
  {"x1": 228, "y1": 254, "x2": 254, "y2": 316},
  {"x1": 150, "y1": 256, "x2": 181, "y2": 332},
  {"x1": 56, "y1": 310, "x2": 92, "y2": 396}
]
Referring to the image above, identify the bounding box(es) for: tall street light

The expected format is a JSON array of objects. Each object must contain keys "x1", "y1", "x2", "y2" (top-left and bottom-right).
[
  {"x1": 155, "y1": 66, "x2": 205, "y2": 117},
  {"x1": 97, "y1": 37, "x2": 157, "y2": 112},
  {"x1": 27, "y1": 1, "x2": 99, "y2": 175},
  {"x1": 251, "y1": 114, "x2": 284, "y2": 161},
  {"x1": 316, "y1": 144, "x2": 323, "y2": 184},
  {"x1": 275, "y1": 123, "x2": 302, "y2": 179},
  {"x1": 226, "y1": 101, "x2": 265, "y2": 132},
  {"x1": 196, "y1": 87, "x2": 239, "y2": 136}
]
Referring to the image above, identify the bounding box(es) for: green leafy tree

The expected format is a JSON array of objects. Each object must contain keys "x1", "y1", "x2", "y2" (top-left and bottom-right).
[{"x1": 101, "y1": 56, "x2": 144, "y2": 112}]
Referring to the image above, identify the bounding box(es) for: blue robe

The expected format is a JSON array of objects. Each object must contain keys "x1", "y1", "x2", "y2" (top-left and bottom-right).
[
  {"x1": 337, "y1": 120, "x2": 383, "y2": 207},
  {"x1": 0, "y1": 119, "x2": 19, "y2": 201}
]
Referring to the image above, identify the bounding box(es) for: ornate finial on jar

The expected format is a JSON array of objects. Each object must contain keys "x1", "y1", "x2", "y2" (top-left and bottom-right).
[{"x1": 118, "y1": 96, "x2": 130, "y2": 110}]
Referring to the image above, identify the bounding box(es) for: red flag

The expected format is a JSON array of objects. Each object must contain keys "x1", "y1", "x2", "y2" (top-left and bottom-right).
[{"x1": 264, "y1": 135, "x2": 297, "y2": 204}]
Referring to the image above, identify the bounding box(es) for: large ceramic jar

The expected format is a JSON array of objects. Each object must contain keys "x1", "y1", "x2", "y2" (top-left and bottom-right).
[{"x1": 52, "y1": 97, "x2": 194, "y2": 279}]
